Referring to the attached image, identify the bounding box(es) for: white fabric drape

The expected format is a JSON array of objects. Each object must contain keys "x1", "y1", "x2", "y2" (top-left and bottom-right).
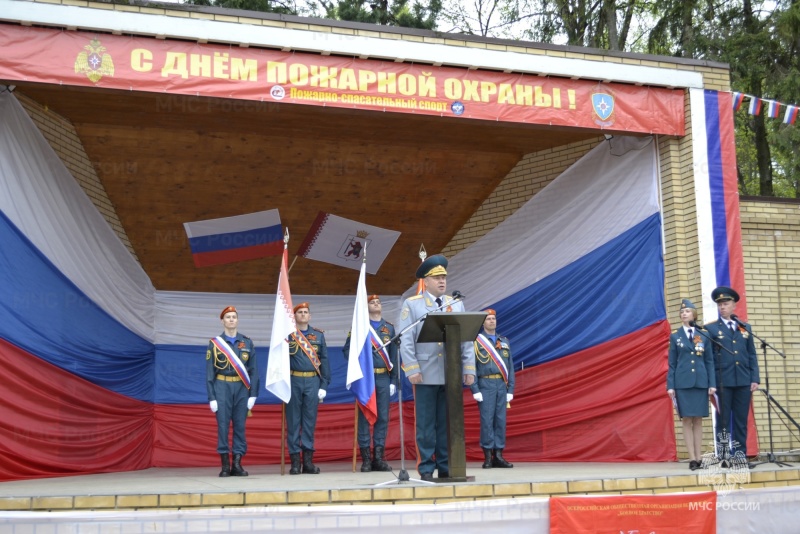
[
  {"x1": 444, "y1": 135, "x2": 659, "y2": 313},
  {"x1": 0, "y1": 92, "x2": 155, "y2": 340}
]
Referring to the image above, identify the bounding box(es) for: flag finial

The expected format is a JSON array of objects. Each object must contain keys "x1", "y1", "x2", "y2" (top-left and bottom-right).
[
  {"x1": 418, "y1": 244, "x2": 427, "y2": 262},
  {"x1": 284, "y1": 227, "x2": 289, "y2": 244}
]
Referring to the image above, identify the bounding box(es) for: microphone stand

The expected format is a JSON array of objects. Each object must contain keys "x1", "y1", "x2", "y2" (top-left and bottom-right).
[
  {"x1": 738, "y1": 319, "x2": 795, "y2": 468},
  {"x1": 692, "y1": 324, "x2": 736, "y2": 466},
  {"x1": 374, "y1": 295, "x2": 461, "y2": 486}
]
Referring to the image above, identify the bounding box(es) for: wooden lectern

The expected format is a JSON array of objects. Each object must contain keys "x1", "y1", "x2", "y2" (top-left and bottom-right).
[{"x1": 418, "y1": 311, "x2": 487, "y2": 482}]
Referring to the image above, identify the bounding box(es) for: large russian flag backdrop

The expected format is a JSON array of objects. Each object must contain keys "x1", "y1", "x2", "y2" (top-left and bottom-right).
[{"x1": 4, "y1": 86, "x2": 736, "y2": 479}]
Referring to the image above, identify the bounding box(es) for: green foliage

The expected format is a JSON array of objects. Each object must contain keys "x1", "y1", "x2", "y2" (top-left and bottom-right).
[
  {"x1": 313, "y1": 0, "x2": 442, "y2": 28},
  {"x1": 184, "y1": 0, "x2": 298, "y2": 15}
]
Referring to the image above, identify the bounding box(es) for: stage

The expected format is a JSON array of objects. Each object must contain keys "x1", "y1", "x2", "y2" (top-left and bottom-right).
[{"x1": 2, "y1": 459, "x2": 798, "y2": 511}]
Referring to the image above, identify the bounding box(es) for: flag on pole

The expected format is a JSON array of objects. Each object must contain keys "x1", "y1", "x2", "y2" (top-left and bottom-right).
[
  {"x1": 345, "y1": 257, "x2": 378, "y2": 424},
  {"x1": 183, "y1": 209, "x2": 283, "y2": 267},
  {"x1": 732, "y1": 92, "x2": 745, "y2": 111},
  {"x1": 748, "y1": 97, "x2": 762, "y2": 116},
  {"x1": 785, "y1": 105, "x2": 799, "y2": 125},
  {"x1": 296, "y1": 212, "x2": 400, "y2": 274},
  {"x1": 766, "y1": 100, "x2": 781, "y2": 119},
  {"x1": 265, "y1": 246, "x2": 295, "y2": 403}
]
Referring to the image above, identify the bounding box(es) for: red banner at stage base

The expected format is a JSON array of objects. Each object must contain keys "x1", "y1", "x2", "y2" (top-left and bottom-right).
[{"x1": 550, "y1": 492, "x2": 716, "y2": 534}]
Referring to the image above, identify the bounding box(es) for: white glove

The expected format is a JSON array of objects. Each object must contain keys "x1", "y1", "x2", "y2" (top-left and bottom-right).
[
  {"x1": 209, "y1": 400, "x2": 218, "y2": 413},
  {"x1": 247, "y1": 397, "x2": 256, "y2": 410},
  {"x1": 389, "y1": 384, "x2": 397, "y2": 397},
  {"x1": 473, "y1": 392, "x2": 483, "y2": 403},
  {"x1": 506, "y1": 394, "x2": 514, "y2": 402},
  {"x1": 318, "y1": 389, "x2": 327, "y2": 401}
]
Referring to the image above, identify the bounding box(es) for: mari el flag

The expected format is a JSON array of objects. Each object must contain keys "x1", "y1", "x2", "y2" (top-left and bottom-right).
[
  {"x1": 296, "y1": 212, "x2": 400, "y2": 274},
  {"x1": 183, "y1": 209, "x2": 283, "y2": 267},
  {"x1": 265, "y1": 247, "x2": 295, "y2": 403},
  {"x1": 346, "y1": 258, "x2": 378, "y2": 424}
]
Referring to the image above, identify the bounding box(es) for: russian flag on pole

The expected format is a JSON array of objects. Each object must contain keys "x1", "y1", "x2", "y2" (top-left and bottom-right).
[
  {"x1": 183, "y1": 209, "x2": 283, "y2": 267},
  {"x1": 766, "y1": 100, "x2": 781, "y2": 119},
  {"x1": 265, "y1": 246, "x2": 295, "y2": 403},
  {"x1": 346, "y1": 257, "x2": 378, "y2": 424}
]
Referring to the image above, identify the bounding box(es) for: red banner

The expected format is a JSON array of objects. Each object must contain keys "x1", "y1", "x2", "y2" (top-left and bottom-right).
[
  {"x1": 0, "y1": 25, "x2": 684, "y2": 135},
  {"x1": 550, "y1": 492, "x2": 716, "y2": 534}
]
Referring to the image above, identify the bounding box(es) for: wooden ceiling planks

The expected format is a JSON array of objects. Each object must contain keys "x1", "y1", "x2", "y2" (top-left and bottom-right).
[{"x1": 16, "y1": 83, "x2": 596, "y2": 295}]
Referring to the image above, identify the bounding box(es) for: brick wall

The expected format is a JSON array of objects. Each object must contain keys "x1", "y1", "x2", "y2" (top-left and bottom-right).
[
  {"x1": 739, "y1": 198, "x2": 800, "y2": 455},
  {"x1": 15, "y1": 92, "x2": 138, "y2": 261}
]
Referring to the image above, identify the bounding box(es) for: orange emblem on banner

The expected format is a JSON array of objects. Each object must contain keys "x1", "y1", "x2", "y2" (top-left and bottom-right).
[{"x1": 74, "y1": 38, "x2": 115, "y2": 83}]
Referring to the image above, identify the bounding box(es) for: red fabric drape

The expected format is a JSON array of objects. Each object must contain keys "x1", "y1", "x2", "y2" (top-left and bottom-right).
[
  {"x1": 1, "y1": 322, "x2": 676, "y2": 481},
  {"x1": 466, "y1": 320, "x2": 677, "y2": 462},
  {"x1": 0, "y1": 338, "x2": 152, "y2": 481}
]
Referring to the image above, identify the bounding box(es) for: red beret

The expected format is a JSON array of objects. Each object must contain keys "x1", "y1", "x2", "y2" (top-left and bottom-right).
[
  {"x1": 293, "y1": 302, "x2": 310, "y2": 314},
  {"x1": 220, "y1": 306, "x2": 237, "y2": 319}
]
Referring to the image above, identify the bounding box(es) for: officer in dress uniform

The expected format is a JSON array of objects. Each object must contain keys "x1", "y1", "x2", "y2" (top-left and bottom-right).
[
  {"x1": 397, "y1": 254, "x2": 476, "y2": 482},
  {"x1": 343, "y1": 294, "x2": 398, "y2": 472},
  {"x1": 206, "y1": 306, "x2": 259, "y2": 477},
  {"x1": 705, "y1": 286, "x2": 759, "y2": 468},
  {"x1": 666, "y1": 299, "x2": 716, "y2": 470},
  {"x1": 471, "y1": 309, "x2": 515, "y2": 469},
  {"x1": 287, "y1": 302, "x2": 331, "y2": 475}
]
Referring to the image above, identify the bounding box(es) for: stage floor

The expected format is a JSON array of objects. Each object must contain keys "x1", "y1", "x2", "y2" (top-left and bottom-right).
[{"x1": 2, "y1": 460, "x2": 799, "y2": 511}]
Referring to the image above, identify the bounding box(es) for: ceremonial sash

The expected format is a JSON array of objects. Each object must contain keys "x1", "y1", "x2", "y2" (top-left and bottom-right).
[
  {"x1": 476, "y1": 334, "x2": 509, "y2": 383},
  {"x1": 211, "y1": 336, "x2": 251, "y2": 389},
  {"x1": 291, "y1": 330, "x2": 321, "y2": 374},
  {"x1": 369, "y1": 325, "x2": 393, "y2": 371}
]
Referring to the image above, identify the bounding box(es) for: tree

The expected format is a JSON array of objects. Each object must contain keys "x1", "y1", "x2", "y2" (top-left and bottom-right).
[
  {"x1": 312, "y1": 0, "x2": 443, "y2": 29},
  {"x1": 184, "y1": 0, "x2": 300, "y2": 15}
]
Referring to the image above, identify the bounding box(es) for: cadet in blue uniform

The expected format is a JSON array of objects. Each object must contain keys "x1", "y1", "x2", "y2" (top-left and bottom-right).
[
  {"x1": 471, "y1": 309, "x2": 515, "y2": 469},
  {"x1": 287, "y1": 302, "x2": 331, "y2": 475},
  {"x1": 666, "y1": 299, "x2": 716, "y2": 470},
  {"x1": 343, "y1": 294, "x2": 398, "y2": 472},
  {"x1": 206, "y1": 305, "x2": 259, "y2": 477},
  {"x1": 705, "y1": 286, "x2": 759, "y2": 467},
  {"x1": 397, "y1": 254, "x2": 476, "y2": 482}
]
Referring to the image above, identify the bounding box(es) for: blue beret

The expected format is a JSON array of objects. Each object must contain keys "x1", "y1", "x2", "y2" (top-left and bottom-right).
[
  {"x1": 680, "y1": 299, "x2": 696, "y2": 310},
  {"x1": 711, "y1": 286, "x2": 739, "y2": 302},
  {"x1": 416, "y1": 254, "x2": 448, "y2": 278}
]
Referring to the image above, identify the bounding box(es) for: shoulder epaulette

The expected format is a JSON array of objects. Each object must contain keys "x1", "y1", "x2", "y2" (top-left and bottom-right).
[
  {"x1": 408, "y1": 295, "x2": 423, "y2": 301},
  {"x1": 671, "y1": 329, "x2": 678, "y2": 334},
  {"x1": 311, "y1": 326, "x2": 325, "y2": 333},
  {"x1": 384, "y1": 320, "x2": 394, "y2": 327}
]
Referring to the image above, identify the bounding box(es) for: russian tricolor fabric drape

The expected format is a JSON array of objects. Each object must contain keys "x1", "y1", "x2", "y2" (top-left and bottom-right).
[{"x1": 1, "y1": 89, "x2": 747, "y2": 480}]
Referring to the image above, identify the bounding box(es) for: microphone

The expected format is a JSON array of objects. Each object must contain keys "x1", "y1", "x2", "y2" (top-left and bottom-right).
[
  {"x1": 689, "y1": 321, "x2": 705, "y2": 330},
  {"x1": 451, "y1": 290, "x2": 465, "y2": 300},
  {"x1": 730, "y1": 314, "x2": 745, "y2": 327}
]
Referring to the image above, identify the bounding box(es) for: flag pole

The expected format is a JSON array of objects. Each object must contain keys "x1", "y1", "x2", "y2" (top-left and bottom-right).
[
  {"x1": 281, "y1": 227, "x2": 290, "y2": 476},
  {"x1": 352, "y1": 404, "x2": 358, "y2": 472},
  {"x1": 281, "y1": 403, "x2": 286, "y2": 476},
  {"x1": 288, "y1": 255, "x2": 299, "y2": 273},
  {"x1": 352, "y1": 242, "x2": 367, "y2": 472}
]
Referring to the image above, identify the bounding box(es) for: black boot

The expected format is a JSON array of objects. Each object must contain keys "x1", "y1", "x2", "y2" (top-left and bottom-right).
[
  {"x1": 231, "y1": 454, "x2": 248, "y2": 476},
  {"x1": 359, "y1": 447, "x2": 372, "y2": 472},
  {"x1": 371, "y1": 446, "x2": 392, "y2": 472},
  {"x1": 219, "y1": 453, "x2": 231, "y2": 477},
  {"x1": 492, "y1": 448, "x2": 513, "y2": 468},
  {"x1": 302, "y1": 449, "x2": 321, "y2": 474},
  {"x1": 289, "y1": 453, "x2": 302, "y2": 475},
  {"x1": 482, "y1": 448, "x2": 493, "y2": 469}
]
